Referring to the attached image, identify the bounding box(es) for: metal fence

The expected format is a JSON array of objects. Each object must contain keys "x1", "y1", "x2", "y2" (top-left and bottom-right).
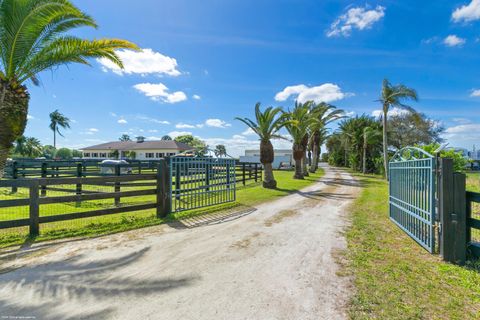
[
  {"x1": 389, "y1": 147, "x2": 436, "y2": 253},
  {"x1": 170, "y1": 157, "x2": 236, "y2": 212}
]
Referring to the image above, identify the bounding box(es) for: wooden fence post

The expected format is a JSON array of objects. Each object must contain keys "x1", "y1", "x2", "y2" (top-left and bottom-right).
[
  {"x1": 76, "y1": 163, "x2": 83, "y2": 207},
  {"x1": 40, "y1": 162, "x2": 47, "y2": 197},
  {"x1": 438, "y1": 158, "x2": 467, "y2": 265},
  {"x1": 254, "y1": 163, "x2": 258, "y2": 183},
  {"x1": 11, "y1": 161, "x2": 18, "y2": 193},
  {"x1": 29, "y1": 181, "x2": 40, "y2": 236},
  {"x1": 114, "y1": 165, "x2": 121, "y2": 207},
  {"x1": 242, "y1": 163, "x2": 246, "y2": 186},
  {"x1": 157, "y1": 159, "x2": 171, "y2": 217}
]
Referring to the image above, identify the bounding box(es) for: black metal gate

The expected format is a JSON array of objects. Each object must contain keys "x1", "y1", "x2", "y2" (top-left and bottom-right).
[{"x1": 170, "y1": 157, "x2": 236, "y2": 212}]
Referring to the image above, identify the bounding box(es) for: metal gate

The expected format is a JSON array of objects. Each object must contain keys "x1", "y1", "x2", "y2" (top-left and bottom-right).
[
  {"x1": 170, "y1": 157, "x2": 236, "y2": 212},
  {"x1": 389, "y1": 147, "x2": 436, "y2": 253}
]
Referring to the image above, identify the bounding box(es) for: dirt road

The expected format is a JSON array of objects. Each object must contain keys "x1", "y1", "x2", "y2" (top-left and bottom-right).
[{"x1": 0, "y1": 164, "x2": 359, "y2": 320}]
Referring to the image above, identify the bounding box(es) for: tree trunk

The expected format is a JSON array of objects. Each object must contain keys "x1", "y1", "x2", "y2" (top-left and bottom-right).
[
  {"x1": 302, "y1": 150, "x2": 309, "y2": 176},
  {"x1": 382, "y1": 107, "x2": 388, "y2": 179},
  {"x1": 363, "y1": 137, "x2": 367, "y2": 174},
  {"x1": 260, "y1": 139, "x2": 276, "y2": 188},
  {"x1": 53, "y1": 128, "x2": 56, "y2": 149},
  {"x1": 309, "y1": 142, "x2": 318, "y2": 173},
  {"x1": 0, "y1": 81, "x2": 30, "y2": 178},
  {"x1": 292, "y1": 143, "x2": 304, "y2": 179}
]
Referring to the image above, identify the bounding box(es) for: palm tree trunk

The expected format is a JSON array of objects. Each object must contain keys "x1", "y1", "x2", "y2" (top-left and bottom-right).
[
  {"x1": 0, "y1": 81, "x2": 29, "y2": 178},
  {"x1": 382, "y1": 108, "x2": 388, "y2": 179},
  {"x1": 302, "y1": 150, "x2": 309, "y2": 176},
  {"x1": 363, "y1": 137, "x2": 367, "y2": 174},
  {"x1": 260, "y1": 139, "x2": 276, "y2": 188},
  {"x1": 53, "y1": 130, "x2": 56, "y2": 149},
  {"x1": 309, "y1": 142, "x2": 318, "y2": 173},
  {"x1": 293, "y1": 143, "x2": 304, "y2": 179}
]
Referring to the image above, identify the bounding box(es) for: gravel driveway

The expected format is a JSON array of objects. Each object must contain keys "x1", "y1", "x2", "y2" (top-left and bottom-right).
[{"x1": 0, "y1": 164, "x2": 359, "y2": 320}]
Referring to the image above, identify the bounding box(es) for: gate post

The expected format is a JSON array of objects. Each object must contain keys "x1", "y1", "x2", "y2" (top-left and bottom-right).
[
  {"x1": 157, "y1": 159, "x2": 171, "y2": 218},
  {"x1": 29, "y1": 181, "x2": 40, "y2": 237},
  {"x1": 438, "y1": 158, "x2": 467, "y2": 265}
]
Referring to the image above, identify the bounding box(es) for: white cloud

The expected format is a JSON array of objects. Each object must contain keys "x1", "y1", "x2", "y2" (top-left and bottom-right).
[
  {"x1": 275, "y1": 83, "x2": 351, "y2": 103},
  {"x1": 82, "y1": 128, "x2": 99, "y2": 135},
  {"x1": 193, "y1": 94, "x2": 201, "y2": 100},
  {"x1": 242, "y1": 128, "x2": 256, "y2": 136},
  {"x1": 135, "y1": 115, "x2": 170, "y2": 125},
  {"x1": 148, "y1": 129, "x2": 158, "y2": 133},
  {"x1": 205, "y1": 119, "x2": 231, "y2": 128},
  {"x1": 372, "y1": 107, "x2": 410, "y2": 118},
  {"x1": 345, "y1": 111, "x2": 356, "y2": 117},
  {"x1": 133, "y1": 83, "x2": 187, "y2": 104},
  {"x1": 327, "y1": 5, "x2": 385, "y2": 37},
  {"x1": 443, "y1": 35, "x2": 466, "y2": 47},
  {"x1": 98, "y1": 48, "x2": 181, "y2": 76},
  {"x1": 176, "y1": 123, "x2": 196, "y2": 129},
  {"x1": 452, "y1": 0, "x2": 480, "y2": 22},
  {"x1": 168, "y1": 131, "x2": 192, "y2": 138},
  {"x1": 452, "y1": 117, "x2": 472, "y2": 124},
  {"x1": 27, "y1": 114, "x2": 34, "y2": 120},
  {"x1": 471, "y1": 89, "x2": 480, "y2": 97},
  {"x1": 117, "y1": 119, "x2": 128, "y2": 124},
  {"x1": 110, "y1": 112, "x2": 117, "y2": 117},
  {"x1": 444, "y1": 123, "x2": 480, "y2": 147}
]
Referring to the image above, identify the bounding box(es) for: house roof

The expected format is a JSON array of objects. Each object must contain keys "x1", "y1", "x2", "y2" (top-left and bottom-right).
[{"x1": 81, "y1": 140, "x2": 193, "y2": 151}]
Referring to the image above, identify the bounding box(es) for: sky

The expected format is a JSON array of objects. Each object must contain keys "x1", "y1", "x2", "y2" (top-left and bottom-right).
[{"x1": 24, "y1": 0, "x2": 480, "y2": 156}]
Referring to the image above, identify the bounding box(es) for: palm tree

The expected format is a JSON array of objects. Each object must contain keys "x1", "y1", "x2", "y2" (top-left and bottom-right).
[
  {"x1": 119, "y1": 134, "x2": 131, "y2": 141},
  {"x1": 362, "y1": 126, "x2": 382, "y2": 174},
  {"x1": 13, "y1": 136, "x2": 27, "y2": 156},
  {"x1": 379, "y1": 79, "x2": 418, "y2": 177},
  {"x1": 283, "y1": 102, "x2": 313, "y2": 179},
  {"x1": 0, "y1": 0, "x2": 138, "y2": 177},
  {"x1": 161, "y1": 135, "x2": 172, "y2": 141},
  {"x1": 235, "y1": 103, "x2": 285, "y2": 188},
  {"x1": 214, "y1": 145, "x2": 227, "y2": 157},
  {"x1": 49, "y1": 110, "x2": 70, "y2": 148},
  {"x1": 308, "y1": 103, "x2": 344, "y2": 173},
  {"x1": 23, "y1": 137, "x2": 42, "y2": 158}
]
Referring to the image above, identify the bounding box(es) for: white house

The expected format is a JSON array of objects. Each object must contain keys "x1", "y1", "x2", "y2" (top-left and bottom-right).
[
  {"x1": 81, "y1": 140, "x2": 193, "y2": 160},
  {"x1": 239, "y1": 149, "x2": 293, "y2": 169}
]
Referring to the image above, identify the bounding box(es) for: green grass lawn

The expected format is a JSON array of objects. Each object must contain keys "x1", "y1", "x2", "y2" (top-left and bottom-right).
[
  {"x1": 467, "y1": 172, "x2": 480, "y2": 192},
  {"x1": 0, "y1": 169, "x2": 324, "y2": 248},
  {"x1": 344, "y1": 173, "x2": 480, "y2": 320}
]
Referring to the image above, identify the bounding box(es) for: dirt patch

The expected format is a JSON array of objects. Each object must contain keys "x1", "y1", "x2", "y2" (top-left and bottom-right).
[
  {"x1": 264, "y1": 209, "x2": 298, "y2": 227},
  {"x1": 231, "y1": 232, "x2": 261, "y2": 249}
]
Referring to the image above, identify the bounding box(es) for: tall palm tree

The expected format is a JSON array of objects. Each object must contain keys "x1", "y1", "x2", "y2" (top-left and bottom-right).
[
  {"x1": 308, "y1": 102, "x2": 344, "y2": 173},
  {"x1": 283, "y1": 102, "x2": 313, "y2": 179},
  {"x1": 362, "y1": 126, "x2": 382, "y2": 174},
  {"x1": 0, "y1": 0, "x2": 138, "y2": 177},
  {"x1": 214, "y1": 144, "x2": 227, "y2": 157},
  {"x1": 235, "y1": 103, "x2": 285, "y2": 188},
  {"x1": 49, "y1": 110, "x2": 70, "y2": 148},
  {"x1": 379, "y1": 79, "x2": 418, "y2": 177},
  {"x1": 23, "y1": 136, "x2": 42, "y2": 157}
]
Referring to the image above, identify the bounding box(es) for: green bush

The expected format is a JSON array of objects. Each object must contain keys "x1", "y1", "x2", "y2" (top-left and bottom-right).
[{"x1": 419, "y1": 143, "x2": 469, "y2": 172}]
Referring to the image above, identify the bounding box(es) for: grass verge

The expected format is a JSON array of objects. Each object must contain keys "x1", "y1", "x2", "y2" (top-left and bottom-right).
[
  {"x1": 0, "y1": 169, "x2": 324, "y2": 248},
  {"x1": 344, "y1": 173, "x2": 480, "y2": 320}
]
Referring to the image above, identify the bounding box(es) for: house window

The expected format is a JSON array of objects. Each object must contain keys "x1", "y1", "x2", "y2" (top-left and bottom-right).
[
  {"x1": 91, "y1": 153, "x2": 98, "y2": 158},
  {"x1": 83, "y1": 153, "x2": 90, "y2": 157},
  {"x1": 100, "y1": 153, "x2": 107, "y2": 158},
  {"x1": 156, "y1": 153, "x2": 165, "y2": 158},
  {"x1": 168, "y1": 153, "x2": 176, "y2": 156},
  {"x1": 145, "y1": 153, "x2": 155, "y2": 158}
]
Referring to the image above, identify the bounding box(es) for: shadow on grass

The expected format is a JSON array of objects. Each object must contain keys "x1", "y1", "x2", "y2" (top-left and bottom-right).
[{"x1": 0, "y1": 247, "x2": 197, "y2": 318}]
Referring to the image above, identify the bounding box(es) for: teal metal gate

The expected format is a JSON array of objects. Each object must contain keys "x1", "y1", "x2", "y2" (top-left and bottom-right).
[
  {"x1": 170, "y1": 157, "x2": 236, "y2": 212},
  {"x1": 389, "y1": 147, "x2": 437, "y2": 253}
]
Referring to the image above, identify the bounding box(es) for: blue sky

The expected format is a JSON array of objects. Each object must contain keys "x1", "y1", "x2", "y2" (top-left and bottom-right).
[{"x1": 24, "y1": 0, "x2": 480, "y2": 156}]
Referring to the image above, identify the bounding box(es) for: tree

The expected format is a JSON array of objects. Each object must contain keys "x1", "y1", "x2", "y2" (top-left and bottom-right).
[
  {"x1": 214, "y1": 145, "x2": 227, "y2": 157},
  {"x1": 119, "y1": 134, "x2": 131, "y2": 141},
  {"x1": 283, "y1": 102, "x2": 313, "y2": 179},
  {"x1": 49, "y1": 110, "x2": 70, "y2": 148},
  {"x1": 0, "y1": 0, "x2": 138, "y2": 177},
  {"x1": 42, "y1": 145, "x2": 56, "y2": 159},
  {"x1": 161, "y1": 135, "x2": 172, "y2": 141},
  {"x1": 136, "y1": 136, "x2": 145, "y2": 142},
  {"x1": 235, "y1": 103, "x2": 285, "y2": 188},
  {"x1": 362, "y1": 126, "x2": 382, "y2": 174},
  {"x1": 55, "y1": 147, "x2": 72, "y2": 160},
  {"x1": 420, "y1": 143, "x2": 469, "y2": 172},
  {"x1": 13, "y1": 136, "x2": 42, "y2": 157},
  {"x1": 13, "y1": 136, "x2": 26, "y2": 156},
  {"x1": 379, "y1": 79, "x2": 418, "y2": 178},
  {"x1": 308, "y1": 102, "x2": 344, "y2": 173},
  {"x1": 174, "y1": 134, "x2": 207, "y2": 156},
  {"x1": 388, "y1": 112, "x2": 444, "y2": 150},
  {"x1": 72, "y1": 149, "x2": 82, "y2": 158}
]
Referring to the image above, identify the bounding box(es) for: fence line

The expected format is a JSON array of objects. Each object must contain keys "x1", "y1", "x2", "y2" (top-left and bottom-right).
[{"x1": 466, "y1": 191, "x2": 480, "y2": 258}]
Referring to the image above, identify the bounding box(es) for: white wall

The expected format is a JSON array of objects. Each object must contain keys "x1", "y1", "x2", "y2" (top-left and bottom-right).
[{"x1": 82, "y1": 149, "x2": 181, "y2": 160}]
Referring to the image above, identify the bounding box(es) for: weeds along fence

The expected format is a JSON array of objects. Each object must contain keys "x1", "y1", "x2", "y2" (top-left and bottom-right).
[{"x1": 0, "y1": 158, "x2": 252, "y2": 239}]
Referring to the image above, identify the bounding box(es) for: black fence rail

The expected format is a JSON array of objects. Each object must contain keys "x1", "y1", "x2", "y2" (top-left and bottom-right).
[
  {"x1": 466, "y1": 191, "x2": 480, "y2": 257},
  {"x1": 236, "y1": 162, "x2": 262, "y2": 186}
]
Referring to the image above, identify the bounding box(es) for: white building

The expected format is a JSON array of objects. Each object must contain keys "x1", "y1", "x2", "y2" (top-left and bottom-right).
[
  {"x1": 239, "y1": 149, "x2": 293, "y2": 169},
  {"x1": 81, "y1": 140, "x2": 193, "y2": 160}
]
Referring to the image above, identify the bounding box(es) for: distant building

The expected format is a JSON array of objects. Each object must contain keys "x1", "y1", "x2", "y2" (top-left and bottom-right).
[
  {"x1": 81, "y1": 140, "x2": 193, "y2": 160},
  {"x1": 239, "y1": 149, "x2": 293, "y2": 169}
]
